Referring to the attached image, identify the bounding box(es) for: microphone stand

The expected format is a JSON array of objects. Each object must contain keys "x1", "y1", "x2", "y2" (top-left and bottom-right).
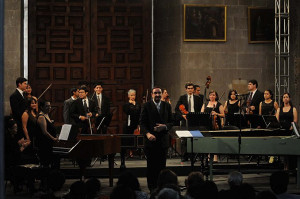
[
  {"x1": 87, "y1": 107, "x2": 93, "y2": 135},
  {"x1": 236, "y1": 95, "x2": 246, "y2": 171}
]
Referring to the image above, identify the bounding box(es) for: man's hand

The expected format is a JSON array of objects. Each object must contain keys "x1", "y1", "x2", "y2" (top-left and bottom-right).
[
  {"x1": 154, "y1": 123, "x2": 167, "y2": 132},
  {"x1": 87, "y1": 112, "x2": 92, "y2": 117},
  {"x1": 146, "y1": 133, "x2": 156, "y2": 141},
  {"x1": 80, "y1": 116, "x2": 87, "y2": 121},
  {"x1": 250, "y1": 106, "x2": 255, "y2": 111}
]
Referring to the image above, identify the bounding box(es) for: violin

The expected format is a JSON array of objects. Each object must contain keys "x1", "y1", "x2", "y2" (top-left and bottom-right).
[
  {"x1": 212, "y1": 104, "x2": 219, "y2": 130},
  {"x1": 179, "y1": 104, "x2": 188, "y2": 115},
  {"x1": 246, "y1": 100, "x2": 253, "y2": 114}
]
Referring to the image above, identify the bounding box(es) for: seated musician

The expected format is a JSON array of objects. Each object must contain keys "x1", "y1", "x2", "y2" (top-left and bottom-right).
[
  {"x1": 259, "y1": 89, "x2": 279, "y2": 116},
  {"x1": 70, "y1": 86, "x2": 97, "y2": 134},
  {"x1": 224, "y1": 89, "x2": 240, "y2": 126},
  {"x1": 175, "y1": 82, "x2": 203, "y2": 124},
  {"x1": 201, "y1": 90, "x2": 225, "y2": 130},
  {"x1": 275, "y1": 93, "x2": 298, "y2": 130}
]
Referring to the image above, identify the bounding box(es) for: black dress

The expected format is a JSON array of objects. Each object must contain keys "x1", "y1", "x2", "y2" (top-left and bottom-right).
[
  {"x1": 204, "y1": 102, "x2": 222, "y2": 130},
  {"x1": 123, "y1": 102, "x2": 141, "y2": 134},
  {"x1": 36, "y1": 113, "x2": 57, "y2": 168},
  {"x1": 226, "y1": 100, "x2": 239, "y2": 126},
  {"x1": 261, "y1": 101, "x2": 275, "y2": 115},
  {"x1": 279, "y1": 106, "x2": 294, "y2": 130}
]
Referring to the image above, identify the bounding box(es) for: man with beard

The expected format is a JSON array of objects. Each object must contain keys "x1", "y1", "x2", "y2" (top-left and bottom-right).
[{"x1": 140, "y1": 86, "x2": 173, "y2": 192}]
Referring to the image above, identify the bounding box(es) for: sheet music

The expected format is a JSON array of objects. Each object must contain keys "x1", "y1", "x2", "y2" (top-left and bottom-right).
[
  {"x1": 175, "y1": 130, "x2": 192, "y2": 138},
  {"x1": 190, "y1": 130, "x2": 203, "y2": 138},
  {"x1": 59, "y1": 124, "x2": 72, "y2": 141}
]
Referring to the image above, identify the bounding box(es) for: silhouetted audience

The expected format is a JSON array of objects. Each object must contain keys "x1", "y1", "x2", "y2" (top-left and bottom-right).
[
  {"x1": 69, "y1": 181, "x2": 87, "y2": 199},
  {"x1": 86, "y1": 177, "x2": 101, "y2": 199},
  {"x1": 185, "y1": 171, "x2": 205, "y2": 199},
  {"x1": 117, "y1": 171, "x2": 149, "y2": 199},
  {"x1": 157, "y1": 187, "x2": 180, "y2": 199},
  {"x1": 218, "y1": 171, "x2": 243, "y2": 199},
  {"x1": 256, "y1": 190, "x2": 277, "y2": 199},
  {"x1": 270, "y1": 171, "x2": 300, "y2": 199},
  {"x1": 110, "y1": 184, "x2": 136, "y2": 199},
  {"x1": 236, "y1": 183, "x2": 256, "y2": 199}
]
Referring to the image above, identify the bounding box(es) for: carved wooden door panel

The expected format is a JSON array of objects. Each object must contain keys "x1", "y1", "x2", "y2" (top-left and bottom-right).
[{"x1": 29, "y1": 0, "x2": 151, "y2": 134}]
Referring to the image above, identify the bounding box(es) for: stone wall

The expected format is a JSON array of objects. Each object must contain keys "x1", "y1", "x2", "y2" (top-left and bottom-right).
[
  {"x1": 154, "y1": 0, "x2": 278, "y2": 109},
  {"x1": 4, "y1": 0, "x2": 22, "y2": 115}
]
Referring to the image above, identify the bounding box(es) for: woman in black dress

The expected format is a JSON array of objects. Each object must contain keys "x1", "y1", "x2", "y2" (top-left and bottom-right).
[
  {"x1": 201, "y1": 90, "x2": 225, "y2": 130},
  {"x1": 223, "y1": 89, "x2": 240, "y2": 126},
  {"x1": 37, "y1": 101, "x2": 59, "y2": 168},
  {"x1": 276, "y1": 93, "x2": 298, "y2": 130},
  {"x1": 123, "y1": 89, "x2": 141, "y2": 134},
  {"x1": 259, "y1": 89, "x2": 279, "y2": 116},
  {"x1": 21, "y1": 97, "x2": 38, "y2": 143}
]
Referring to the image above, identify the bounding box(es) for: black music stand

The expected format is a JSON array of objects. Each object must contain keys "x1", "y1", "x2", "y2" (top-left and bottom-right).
[
  {"x1": 187, "y1": 112, "x2": 210, "y2": 128},
  {"x1": 244, "y1": 114, "x2": 265, "y2": 128},
  {"x1": 262, "y1": 115, "x2": 281, "y2": 129}
]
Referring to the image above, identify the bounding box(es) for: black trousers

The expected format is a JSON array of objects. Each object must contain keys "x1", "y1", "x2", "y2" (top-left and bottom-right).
[{"x1": 144, "y1": 146, "x2": 168, "y2": 190}]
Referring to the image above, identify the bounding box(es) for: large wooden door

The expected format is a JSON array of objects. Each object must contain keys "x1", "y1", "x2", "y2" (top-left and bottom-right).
[{"x1": 29, "y1": 0, "x2": 151, "y2": 134}]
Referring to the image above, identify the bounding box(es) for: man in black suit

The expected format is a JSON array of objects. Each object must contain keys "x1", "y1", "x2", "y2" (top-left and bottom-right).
[
  {"x1": 63, "y1": 87, "x2": 79, "y2": 124},
  {"x1": 70, "y1": 86, "x2": 97, "y2": 134},
  {"x1": 92, "y1": 82, "x2": 111, "y2": 134},
  {"x1": 10, "y1": 77, "x2": 28, "y2": 139},
  {"x1": 175, "y1": 82, "x2": 203, "y2": 123},
  {"x1": 244, "y1": 79, "x2": 264, "y2": 115},
  {"x1": 140, "y1": 86, "x2": 173, "y2": 192},
  {"x1": 194, "y1": 84, "x2": 205, "y2": 100}
]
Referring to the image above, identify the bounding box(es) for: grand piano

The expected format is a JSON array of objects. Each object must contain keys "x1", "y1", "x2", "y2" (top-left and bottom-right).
[
  {"x1": 171, "y1": 127, "x2": 300, "y2": 187},
  {"x1": 53, "y1": 134, "x2": 121, "y2": 186}
]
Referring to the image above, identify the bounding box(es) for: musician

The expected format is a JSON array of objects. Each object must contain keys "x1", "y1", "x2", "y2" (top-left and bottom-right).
[
  {"x1": 175, "y1": 82, "x2": 203, "y2": 122},
  {"x1": 70, "y1": 86, "x2": 97, "y2": 134},
  {"x1": 224, "y1": 90, "x2": 240, "y2": 126},
  {"x1": 123, "y1": 89, "x2": 141, "y2": 134},
  {"x1": 201, "y1": 90, "x2": 225, "y2": 129},
  {"x1": 193, "y1": 84, "x2": 204, "y2": 100},
  {"x1": 276, "y1": 93, "x2": 298, "y2": 130},
  {"x1": 161, "y1": 88, "x2": 171, "y2": 104},
  {"x1": 140, "y1": 86, "x2": 173, "y2": 192},
  {"x1": 92, "y1": 82, "x2": 111, "y2": 134},
  {"x1": 243, "y1": 79, "x2": 264, "y2": 115},
  {"x1": 63, "y1": 87, "x2": 79, "y2": 124},
  {"x1": 37, "y1": 101, "x2": 59, "y2": 168},
  {"x1": 259, "y1": 90, "x2": 279, "y2": 116},
  {"x1": 10, "y1": 77, "x2": 28, "y2": 139}
]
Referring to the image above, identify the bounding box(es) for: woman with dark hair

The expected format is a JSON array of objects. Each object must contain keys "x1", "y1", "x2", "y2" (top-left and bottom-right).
[
  {"x1": 201, "y1": 90, "x2": 225, "y2": 129},
  {"x1": 259, "y1": 89, "x2": 279, "y2": 116},
  {"x1": 37, "y1": 101, "x2": 58, "y2": 168},
  {"x1": 21, "y1": 97, "x2": 38, "y2": 143},
  {"x1": 224, "y1": 89, "x2": 240, "y2": 126},
  {"x1": 276, "y1": 93, "x2": 298, "y2": 130}
]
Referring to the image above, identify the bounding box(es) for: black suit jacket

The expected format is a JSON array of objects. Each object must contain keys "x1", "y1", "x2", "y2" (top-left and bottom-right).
[
  {"x1": 175, "y1": 94, "x2": 203, "y2": 120},
  {"x1": 92, "y1": 94, "x2": 111, "y2": 126},
  {"x1": 140, "y1": 100, "x2": 173, "y2": 149},
  {"x1": 243, "y1": 90, "x2": 264, "y2": 115},
  {"x1": 10, "y1": 89, "x2": 26, "y2": 124},
  {"x1": 63, "y1": 97, "x2": 76, "y2": 124},
  {"x1": 70, "y1": 98, "x2": 97, "y2": 128}
]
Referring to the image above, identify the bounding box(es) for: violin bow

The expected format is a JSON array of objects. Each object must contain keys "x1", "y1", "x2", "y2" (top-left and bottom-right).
[{"x1": 37, "y1": 83, "x2": 52, "y2": 101}]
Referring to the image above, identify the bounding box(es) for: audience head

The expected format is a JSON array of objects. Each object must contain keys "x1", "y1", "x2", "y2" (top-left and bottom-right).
[
  {"x1": 86, "y1": 177, "x2": 101, "y2": 198},
  {"x1": 16, "y1": 77, "x2": 28, "y2": 90},
  {"x1": 228, "y1": 171, "x2": 243, "y2": 189},
  {"x1": 117, "y1": 171, "x2": 141, "y2": 191},
  {"x1": 256, "y1": 190, "x2": 277, "y2": 199},
  {"x1": 270, "y1": 171, "x2": 289, "y2": 194},
  {"x1": 157, "y1": 187, "x2": 180, "y2": 199},
  {"x1": 110, "y1": 184, "x2": 136, "y2": 199},
  {"x1": 69, "y1": 180, "x2": 87, "y2": 199},
  {"x1": 185, "y1": 171, "x2": 204, "y2": 188},
  {"x1": 157, "y1": 169, "x2": 178, "y2": 190},
  {"x1": 47, "y1": 170, "x2": 65, "y2": 192},
  {"x1": 236, "y1": 183, "x2": 256, "y2": 199}
]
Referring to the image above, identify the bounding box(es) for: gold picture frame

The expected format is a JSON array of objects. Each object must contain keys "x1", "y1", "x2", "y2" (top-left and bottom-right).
[
  {"x1": 183, "y1": 4, "x2": 227, "y2": 42},
  {"x1": 248, "y1": 7, "x2": 274, "y2": 43}
]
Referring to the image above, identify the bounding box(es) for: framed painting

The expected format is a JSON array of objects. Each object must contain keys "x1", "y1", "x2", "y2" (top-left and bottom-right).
[
  {"x1": 184, "y1": 5, "x2": 227, "y2": 42},
  {"x1": 248, "y1": 7, "x2": 274, "y2": 43}
]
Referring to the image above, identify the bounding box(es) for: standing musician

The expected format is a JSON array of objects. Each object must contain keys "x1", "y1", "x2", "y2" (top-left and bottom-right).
[
  {"x1": 140, "y1": 86, "x2": 173, "y2": 192},
  {"x1": 201, "y1": 90, "x2": 225, "y2": 129},
  {"x1": 175, "y1": 82, "x2": 203, "y2": 122},
  {"x1": 224, "y1": 89, "x2": 240, "y2": 126},
  {"x1": 92, "y1": 82, "x2": 111, "y2": 134},
  {"x1": 193, "y1": 84, "x2": 204, "y2": 100},
  {"x1": 243, "y1": 79, "x2": 264, "y2": 115},
  {"x1": 161, "y1": 88, "x2": 171, "y2": 104},
  {"x1": 70, "y1": 86, "x2": 97, "y2": 134},
  {"x1": 259, "y1": 89, "x2": 279, "y2": 116},
  {"x1": 276, "y1": 93, "x2": 298, "y2": 130},
  {"x1": 63, "y1": 87, "x2": 79, "y2": 124},
  {"x1": 123, "y1": 89, "x2": 141, "y2": 134},
  {"x1": 10, "y1": 77, "x2": 28, "y2": 140}
]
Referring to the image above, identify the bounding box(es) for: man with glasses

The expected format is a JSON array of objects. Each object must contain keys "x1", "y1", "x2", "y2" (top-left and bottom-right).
[{"x1": 140, "y1": 86, "x2": 173, "y2": 192}]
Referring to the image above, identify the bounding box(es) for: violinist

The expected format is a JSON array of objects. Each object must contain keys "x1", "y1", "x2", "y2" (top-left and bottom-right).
[
  {"x1": 193, "y1": 84, "x2": 204, "y2": 100},
  {"x1": 70, "y1": 86, "x2": 97, "y2": 134},
  {"x1": 259, "y1": 89, "x2": 279, "y2": 116},
  {"x1": 175, "y1": 82, "x2": 203, "y2": 123},
  {"x1": 224, "y1": 90, "x2": 240, "y2": 126},
  {"x1": 243, "y1": 80, "x2": 264, "y2": 115},
  {"x1": 201, "y1": 90, "x2": 225, "y2": 130},
  {"x1": 276, "y1": 93, "x2": 298, "y2": 130},
  {"x1": 161, "y1": 88, "x2": 171, "y2": 104}
]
